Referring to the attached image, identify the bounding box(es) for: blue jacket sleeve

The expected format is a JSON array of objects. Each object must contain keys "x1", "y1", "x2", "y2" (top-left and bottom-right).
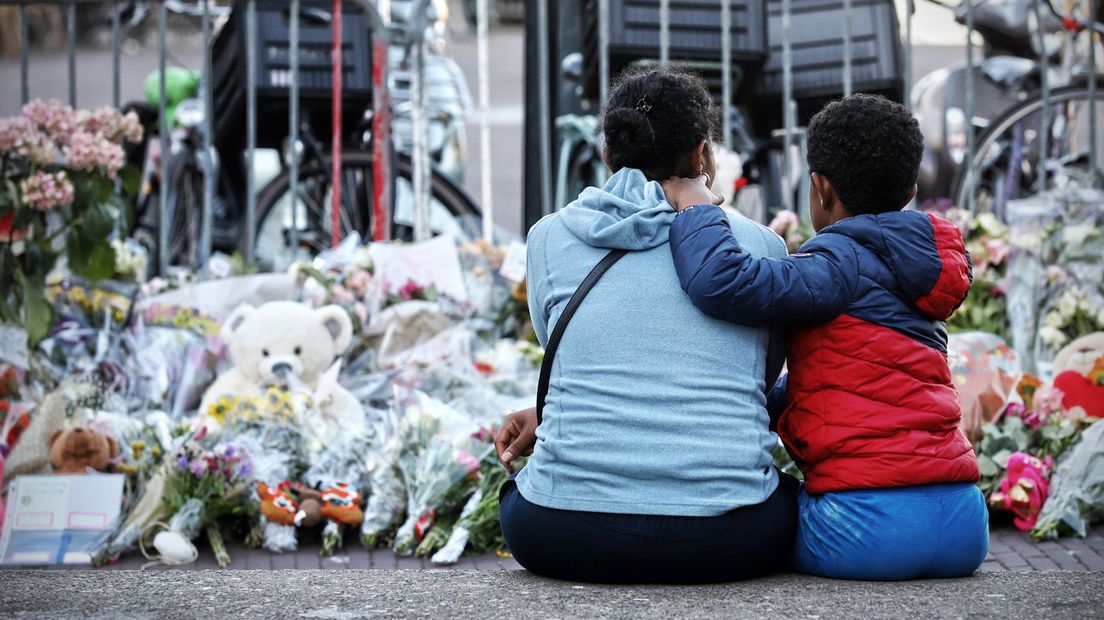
[{"x1": 669, "y1": 205, "x2": 858, "y2": 326}]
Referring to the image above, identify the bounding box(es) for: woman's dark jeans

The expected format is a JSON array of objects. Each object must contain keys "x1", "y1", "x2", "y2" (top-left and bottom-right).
[{"x1": 499, "y1": 473, "x2": 799, "y2": 584}]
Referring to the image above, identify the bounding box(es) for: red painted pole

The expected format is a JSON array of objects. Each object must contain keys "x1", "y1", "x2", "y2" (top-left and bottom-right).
[
  {"x1": 371, "y1": 35, "x2": 391, "y2": 241},
  {"x1": 331, "y1": 0, "x2": 343, "y2": 247}
]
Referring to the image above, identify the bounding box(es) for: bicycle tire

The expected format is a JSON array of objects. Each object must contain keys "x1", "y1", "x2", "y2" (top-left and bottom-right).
[
  {"x1": 953, "y1": 86, "x2": 1100, "y2": 214},
  {"x1": 250, "y1": 150, "x2": 481, "y2": 262},
  {"x1": 166, "y1": 155, "x2": 204, "y2": 270}
]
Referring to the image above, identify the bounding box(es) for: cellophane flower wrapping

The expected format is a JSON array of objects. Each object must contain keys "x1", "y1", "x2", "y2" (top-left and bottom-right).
[
  {"x1": 949, "y1": 332, "x2": 1023, "y2": 443},
  {"x1": 1032, "y1": 419, "x2": 1104, "y2": 539},
  {"x1": 125, "y1": 304, "x2": 221, "y2": 419},
  {"x1": 1006, "y1": 188, "x2": 1104, "y2": 375},
  {"x1": 430, "y1": 452, "x2": 512, "y2": 564},
  {"x1": 390, "y1": 388, "x2": 486, "y2": 555}
]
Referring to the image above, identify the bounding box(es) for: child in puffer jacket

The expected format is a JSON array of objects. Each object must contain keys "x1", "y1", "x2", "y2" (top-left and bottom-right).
[{"x1": 663, "y1": 94, "x2": 988, "y2": 580}]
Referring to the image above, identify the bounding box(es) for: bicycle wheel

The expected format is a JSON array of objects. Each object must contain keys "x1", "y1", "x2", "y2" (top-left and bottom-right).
[
  {"x1": 954, "y1": 86, "x2": 1104, "y2": 220},
  {"x1": 165, "y1": 154, "x2": 205, "y2": 270},
  {"x1": 251, "y1": 151, "x2": 481, "y2": 270}
]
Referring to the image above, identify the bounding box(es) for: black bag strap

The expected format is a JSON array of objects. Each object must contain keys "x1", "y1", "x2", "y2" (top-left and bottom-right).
[{"x1": 536, "y1": 249, "x2": 628, "y2": 426}]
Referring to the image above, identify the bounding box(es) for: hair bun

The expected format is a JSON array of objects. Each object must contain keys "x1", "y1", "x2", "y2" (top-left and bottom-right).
[{"x1": 602, "y1": 107, "x2": 658, "y2": 167}]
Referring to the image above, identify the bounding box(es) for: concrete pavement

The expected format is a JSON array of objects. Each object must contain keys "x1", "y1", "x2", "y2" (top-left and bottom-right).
[{"x1": 2, "y1": 568, "x2": 1102, "y2": 619}]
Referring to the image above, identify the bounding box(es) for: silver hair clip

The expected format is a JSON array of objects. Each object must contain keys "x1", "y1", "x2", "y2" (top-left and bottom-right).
[{"x1": 635, "y1": 95, "x2": 653, "y2": 115}]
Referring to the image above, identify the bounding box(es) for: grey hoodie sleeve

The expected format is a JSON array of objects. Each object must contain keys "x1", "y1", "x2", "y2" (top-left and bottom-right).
[{"x1": 526, "y1": 221, "x2": 551, "y2": 347}]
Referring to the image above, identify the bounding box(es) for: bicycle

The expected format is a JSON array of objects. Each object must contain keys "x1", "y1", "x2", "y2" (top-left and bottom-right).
[
  {"x1": 126, "y1": 0, "x2": 481, "y2": 274},
  {"x1": 952, "y1": 0, "x2": 1104, "y2": 218}
]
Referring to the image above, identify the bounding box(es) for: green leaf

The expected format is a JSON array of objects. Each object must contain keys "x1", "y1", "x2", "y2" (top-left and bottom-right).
[
  {"x1": 82, "y1": 243, "x2": 117, "y2": 282},
  {"x1": 977, "y1": 455, "x2": 1000, "y2": 478},
  {"x1": 17, "y1": 271, "x2": 53, "y2": 346},
  {"x1": 118, "y1": 165, "x2": 141, "y2": 197}
]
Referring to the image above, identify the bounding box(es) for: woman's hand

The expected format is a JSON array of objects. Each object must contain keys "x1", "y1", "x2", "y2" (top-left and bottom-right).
[
  {"x1": 662, "y1": 175, "x2": 724, "y2": 212},
  {"x1": 494, "y1": 407, "x2": 538, "y2": 472}
]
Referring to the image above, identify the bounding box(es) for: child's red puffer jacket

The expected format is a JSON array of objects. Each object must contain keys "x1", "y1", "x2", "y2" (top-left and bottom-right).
[{"x1": 670, "y1": 208, "x2": 980, "y2": 495}]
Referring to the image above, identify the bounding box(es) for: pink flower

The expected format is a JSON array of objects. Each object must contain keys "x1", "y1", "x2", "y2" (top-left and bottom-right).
[
  {"x1": 21, "y1": 99, "x2": 75, "y2": 140},
  {"x1": 353, "y1": 302, "x2": 368, "y2": 326},
  {"x1": 329, "y1": 283, "x2": 355, "y2": 303},
  {"x1": 769, "y1": 210, "x2": 799, "y2": 236},
  {"x1": 456, "y1": 449, "x2": 480, "y2": 477},
  {"x1": 75, "y1": 107, "x2": 143, "y2": 144},
  {"x1": 188, "y1": 457, "x2": 209, "y2": 477},
  {"x1": 984, "y1": 238, "x2": 1010, "y2": 267},
  {"x1": 64, "y1": 132, "x2": 125, "y2": 178},
  {"x1": 1034, "y1": 385, "x2": 1066, "y2": 416},
  {"x1": 345, "y1": 269, "x2": 373, "y2": 297},
  {"x1": 19, "y1": 170, "x2": 74, "y2": 211},
  {"x1": 0, "y1": 116, "x2": 55, "y2": 164},
  {"x1": 1022, "y1": 409, "x2": 1042, "y2": 430},
  {"x1": 398, "y1": 281, "x2": 425, "y2": 301}
]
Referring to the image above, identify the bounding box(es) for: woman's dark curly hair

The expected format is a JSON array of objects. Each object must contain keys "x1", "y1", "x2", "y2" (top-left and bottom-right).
[
  {"x1": 806, "y1": 94, "x2": 924, "y2": 215},
  {"x1": 602, "y1": 66, "x2": 718, "y2": 180}
]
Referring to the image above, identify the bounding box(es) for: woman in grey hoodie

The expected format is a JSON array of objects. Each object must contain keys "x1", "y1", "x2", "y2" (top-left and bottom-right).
[{"x1": 494, "y1": 67, "x2": 798, "y2": 583}]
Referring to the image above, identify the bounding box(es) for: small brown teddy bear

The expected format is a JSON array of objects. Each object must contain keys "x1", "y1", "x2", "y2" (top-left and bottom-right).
[{"x1": 49, "y1": 426, "x2": 120, "y2": 474}]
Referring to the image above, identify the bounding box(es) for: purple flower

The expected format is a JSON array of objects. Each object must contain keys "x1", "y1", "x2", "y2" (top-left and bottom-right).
[
  {"x1": 177, "y1": 455, "x2": 189, "y2": 470},
  {"x1": 188, "y1": 457, "x2": 208, "y2": 477}
]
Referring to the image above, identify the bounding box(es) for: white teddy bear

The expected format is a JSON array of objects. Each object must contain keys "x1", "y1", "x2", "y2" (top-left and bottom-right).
[{"x1": 199, "y1": 301, "x2": 363, "y2": 433}]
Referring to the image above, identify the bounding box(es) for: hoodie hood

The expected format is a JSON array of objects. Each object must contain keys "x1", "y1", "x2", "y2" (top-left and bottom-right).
[
  {"x1": 557, "y1": 168, "x2": 676, "y2": 251},
  {"x1": 826, "y1": 210, "x2": 972, "y2": 320}
]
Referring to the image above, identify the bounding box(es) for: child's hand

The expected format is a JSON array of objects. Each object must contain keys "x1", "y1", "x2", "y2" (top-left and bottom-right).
[
  {"x1": 494, "y1": 407, "x2": 538, "y2": 472},
  {"x1": 662, "y1": 175, "x2": 724, "y2": 212}
]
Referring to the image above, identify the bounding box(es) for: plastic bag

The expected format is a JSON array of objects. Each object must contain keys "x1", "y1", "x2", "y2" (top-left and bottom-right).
[{"x1": 1032, "y1": 419, "x2": 1104, "y2": 539}]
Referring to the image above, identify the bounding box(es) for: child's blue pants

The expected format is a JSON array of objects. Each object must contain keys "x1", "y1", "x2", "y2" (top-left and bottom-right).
[{"x1": 792, "y1": 482, "x2": 990, "y2": 580}]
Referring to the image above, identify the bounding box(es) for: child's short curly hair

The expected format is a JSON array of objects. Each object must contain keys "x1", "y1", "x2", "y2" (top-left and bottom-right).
[{"x1": 806, "y1": 94, "x2": 923, "y2": 215}]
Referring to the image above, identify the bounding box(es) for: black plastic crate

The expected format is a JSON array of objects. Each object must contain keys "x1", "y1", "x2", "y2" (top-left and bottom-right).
[
  {"x1": 580, "y1": 0, "x2": 766, "y2": 102},
  {"x1": 753, "y1": 0, "x2": 904, "y2": 103},
  {"x1": 211, "y1": 0, "x2": 374, "y2": 150},
  {"x1": 604, "y1": 0, "x2": 767, "y2": 64}
]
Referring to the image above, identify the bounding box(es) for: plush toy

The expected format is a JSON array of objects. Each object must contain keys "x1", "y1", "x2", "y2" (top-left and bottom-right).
[
  {"x1": 199, "y1": 301, "x2": 363, "y2": 432},
  {"x1": 1051, "y1": 333, "x2": 1104, "y2": 420},
  {"x1": 256, "y1": 480, "x2": 364, "y2": 551},
  {"x1": 989, "y1": 452, "x2": 1052, "y2": 531},
  {"x1": 4, "y1": 383, "x2": 98, "y2": 485},
  {"x1": 49, "y1": 426, "x2": 120, "y2": 474}
]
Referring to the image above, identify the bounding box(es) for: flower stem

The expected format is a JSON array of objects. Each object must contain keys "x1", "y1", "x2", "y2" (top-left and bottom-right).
[{"x1": 206, "y1": 524, "x2": 231, "y2": 568}]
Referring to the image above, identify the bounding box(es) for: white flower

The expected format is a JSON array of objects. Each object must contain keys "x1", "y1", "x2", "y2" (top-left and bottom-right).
[
  {"x1": 1038, "y1": 326, "x2": 1069, "y2": 349},
  {"x1": 1057, "y1": 290, "x2": 1081, "y2": 319},
  {"x1": 1061, "y1": 223, "x2": 1096, "y2": 247},
  {"x1": 975, "y1": 213, "x2": 1006, "y2": 238},
  {"x1": 1042, "y1": 311, "x2": 1064, "y2": 329}
]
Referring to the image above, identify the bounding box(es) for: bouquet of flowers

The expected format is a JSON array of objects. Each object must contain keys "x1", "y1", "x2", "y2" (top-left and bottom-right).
[
  {"x1": 428, "y1": 451, "x2": 511, "y2": 564},
  {"x1": 1005, "y1": 188, "x2": 1104, "y2": 373},
  {"x1": 767, "y1": 210, "x2": 813, "y2": 254},
  {"x1": 0, "y1": 99, "x2": 143, "y2": 346},
  {"x1": 390, "y1": 388, "x2": 484, "y2": 555},
  {"x1": 161, "y1": 433, "x2": 256, "y2": 566},
  {"x1": 1031, "y1": 419, "x2": 1104, "y2": 540}
]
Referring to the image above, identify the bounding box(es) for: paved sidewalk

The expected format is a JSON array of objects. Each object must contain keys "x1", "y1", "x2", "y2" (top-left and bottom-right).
[{"x1": 3, "y1": 569, "x2": 1102, "y2": 619}]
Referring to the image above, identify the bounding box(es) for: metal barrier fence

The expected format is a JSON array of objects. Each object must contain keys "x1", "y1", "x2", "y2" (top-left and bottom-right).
[
  {"x1": 4, "y1": 0, "x2": 482, "y2": 274},
  {"x1": 5, "y1": 0, "x2": 1102, "y2": 261},
  {"x1": 528, "y1": 0, "x2": 1101, "y2": 222}
]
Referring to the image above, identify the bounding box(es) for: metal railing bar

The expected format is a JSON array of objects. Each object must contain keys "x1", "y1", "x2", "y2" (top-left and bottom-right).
[
  {"x1": 244, "y1": 0, "x2": 257, "y2": 262},
  {"x1": 477, "y1": 0, "x2": 494, "y2": 241},
  {"x1": 1031, "y1": 0, "x2": 1049, "y2": 192},
  {"x1": 289, "y1": 0, "x2": 300, "y2": 255},
  {"x1": 964, "y1": 0, "x2": 976, "y2": 212},
  {"x1": 721, "y1": 0, "x2": 732, "y2": 150},
  {"x1": 904, "y1": 0, "x2": 913, "y2": 109},
  {"x1": 781, "y1": 0, "x2": 794, "y2": 213},
  {"x1": 158, "y1": 0, "x2": 169, "y2": 275},
  {"x1": 112, "y1": 0, "x2": 120, "y2": 108},
  {"x1": 20, "y1": 4, "x2": 29, "y2": 104},
  {"x1": 200, "y1": 0, "x2": 214, "y2": 265},
  {"x1": 598, "y1": 0, "x2": 609, "y2": 108},
  {"x1": 410, "y1": 0, "x2": 430, "y2": 241},
  {"x1": 659, "y1": 0, "x2": 669, "y2": 65},
  {"x1": 538, "y1": 0, "x2": 553, "y2": 215},
  {"x1": 843, "y1": 0, "x2": 852, "y2": 96},
  {"x1": 331, "y1": 0, "x2": 344, "y2": 247},
  {"x1": 1088, "y1": 0, "x2": 1098, "y2": 185},
  {"x1": 66, "y1": 1, "x2": 76, "y2": 106}
]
